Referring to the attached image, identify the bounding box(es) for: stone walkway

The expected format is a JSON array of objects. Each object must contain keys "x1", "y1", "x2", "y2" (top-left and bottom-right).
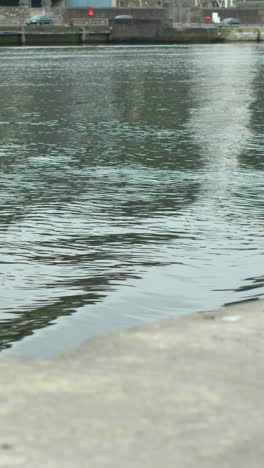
[{"x1": 1, "y1": 299, "x2": 264, "y2": 467}]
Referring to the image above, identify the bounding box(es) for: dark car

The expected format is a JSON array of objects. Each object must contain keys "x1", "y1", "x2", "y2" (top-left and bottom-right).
[
  {"x1": 219, "y1": 18, "x2": 241, "y2": 26},
  {"x1": 25, "y1": 15, "x2": 54, "y2": 25}
]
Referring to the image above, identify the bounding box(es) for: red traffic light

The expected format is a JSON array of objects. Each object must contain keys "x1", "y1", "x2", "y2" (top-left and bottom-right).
[{"x1": 88, "y1": 9, "x2": 94, "y2": 17}]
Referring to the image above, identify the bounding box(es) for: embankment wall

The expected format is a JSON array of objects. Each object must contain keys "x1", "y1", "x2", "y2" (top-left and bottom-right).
[{"x1": 0, "y1": 22, "x2": 264, "y2": 45}]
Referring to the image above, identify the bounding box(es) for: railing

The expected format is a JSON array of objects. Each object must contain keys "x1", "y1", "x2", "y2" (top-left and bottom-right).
[{"x1": 71, "y1": 18, "x2": 109, "y2": 26}]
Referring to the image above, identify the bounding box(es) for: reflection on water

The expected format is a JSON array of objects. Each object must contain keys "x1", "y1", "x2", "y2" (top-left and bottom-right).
[
  {"x1": 0, "y1": 44, "x2": 263, "y2": 357},
  {"x1": 188, "y1": 45, "x2": 255, "y2": 166},
  {"x1": 215, "y1": 274, "x2": 264, "y2": 306}
]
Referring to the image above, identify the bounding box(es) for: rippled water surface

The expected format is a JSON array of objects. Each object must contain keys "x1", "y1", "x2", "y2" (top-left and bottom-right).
[{"x1": 0, "y1": 44, "x2": 263, "y2": 357}]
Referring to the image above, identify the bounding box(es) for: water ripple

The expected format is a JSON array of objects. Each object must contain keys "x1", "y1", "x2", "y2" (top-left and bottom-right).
[{"x1": 0, "y1": 44, "x2": 263, "y2": 356}]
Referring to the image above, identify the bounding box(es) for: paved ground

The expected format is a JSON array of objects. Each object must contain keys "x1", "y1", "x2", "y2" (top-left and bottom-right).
[{"x1": 0, "y1": 299, "x2": 264, "y2": 467}]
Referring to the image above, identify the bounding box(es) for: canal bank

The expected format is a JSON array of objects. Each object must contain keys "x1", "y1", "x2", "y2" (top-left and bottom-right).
[
  {"x1": 2, "y1": 23, "x2": 264, "y2": 45},
  {"x1": 1, "y1": 299, "x2": 264, "y2": 467}
]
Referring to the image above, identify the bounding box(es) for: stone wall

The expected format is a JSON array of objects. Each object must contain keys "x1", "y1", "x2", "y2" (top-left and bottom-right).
[
  {"x1": 108, "y1": 18, "x2": 220, "y2": 42},
  {"x1": 202, "y1": 7, "x2": 264, "y2": 24},
  {"x1": 62, "y1": 6, "x2": 168, "y2": 23},
  {"x1": 109, "y1": 18, "x2": 161, "y2": 40},
  {"x1": 0, "y1": 6, "x2": 29, "y2": 24}
]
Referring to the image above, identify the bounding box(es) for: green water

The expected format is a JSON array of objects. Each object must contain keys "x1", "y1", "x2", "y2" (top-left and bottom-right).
[{"x1": 0, "y1": 44, "x2": 263, "y2": 357}]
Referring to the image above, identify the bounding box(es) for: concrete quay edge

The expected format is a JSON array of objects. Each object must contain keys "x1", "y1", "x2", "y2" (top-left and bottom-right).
[{"x1": 1, "y1": 299, "x2": 264, "y2": 467}]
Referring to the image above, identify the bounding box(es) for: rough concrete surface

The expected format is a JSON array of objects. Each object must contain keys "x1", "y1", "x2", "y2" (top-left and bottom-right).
[{"x1": 0, "y1": 299, "x2": 264, "y2": 467}]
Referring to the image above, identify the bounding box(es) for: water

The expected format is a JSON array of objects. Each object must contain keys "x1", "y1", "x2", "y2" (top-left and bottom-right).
[{"x1": 0, "y1": 44, "x2": 263, "y2": 358}]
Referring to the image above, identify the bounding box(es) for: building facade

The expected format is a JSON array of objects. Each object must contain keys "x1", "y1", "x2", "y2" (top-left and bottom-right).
[{"x1": 65, "y1": 0, "x2": 113, "y2": 5}]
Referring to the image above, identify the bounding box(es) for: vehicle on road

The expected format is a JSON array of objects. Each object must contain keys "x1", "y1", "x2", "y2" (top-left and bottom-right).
[
  {"x1": 25, "y1": 15, "x2": 54, "y2": 25},
  {"x1": 219, "y1": 18, "x2": 241, "y2": 26},
  {"x1": 114, "y1": 15, "x2": 133, "y2": 20}
]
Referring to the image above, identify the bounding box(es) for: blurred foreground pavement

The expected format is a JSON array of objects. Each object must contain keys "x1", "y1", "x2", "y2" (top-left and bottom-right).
[{"x1": 0, "y1": 299, "x2": 264, "y2": 467}]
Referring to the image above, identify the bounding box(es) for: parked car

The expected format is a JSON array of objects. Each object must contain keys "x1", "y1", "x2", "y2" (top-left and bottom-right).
[
  {"x1": 25, "y1": 15, "x2": 54, "y2": 25},
  {"x1": 219, "y1": 18, "x2": 241, "y2": 26},
  {"x1": 114, "y1": 15, "x2": 133, "y2": 20}
]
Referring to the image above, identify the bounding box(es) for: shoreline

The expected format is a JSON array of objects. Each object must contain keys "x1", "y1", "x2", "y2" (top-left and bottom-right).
[
  {"x1": 1, "y1": 299, "x2": 264, "y2": 466},
  {"x1": 0, "y1": 24, "x2": 263, "y2": 46}
]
